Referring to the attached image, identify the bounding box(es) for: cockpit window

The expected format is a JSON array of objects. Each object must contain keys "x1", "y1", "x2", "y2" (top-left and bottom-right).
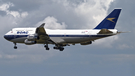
[
  {"x1": 11, "y1": 31, "x2": 13, "y2": 33},
  {"x1": 10, "y1": 29, "x2": 13, "y2": 33}
]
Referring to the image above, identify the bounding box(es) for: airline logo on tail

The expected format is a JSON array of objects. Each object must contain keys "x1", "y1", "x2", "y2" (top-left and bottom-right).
[
  {"x1": 94, "y1": 9, "x2": 121, "y2": 29},
  {"x1": 107, "y1": 18, "x2": 115, "y2": 23}
]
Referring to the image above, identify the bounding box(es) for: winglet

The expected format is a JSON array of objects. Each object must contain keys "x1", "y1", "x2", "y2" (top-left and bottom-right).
[
  {"x1": 94, "y1": 9, "x2": 122, "y2": 29},
  {"x1": 39, "y1": 23, "x2": 45, "y2": 27}
]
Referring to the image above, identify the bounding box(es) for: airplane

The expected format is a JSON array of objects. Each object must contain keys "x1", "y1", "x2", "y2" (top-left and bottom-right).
[{"x1": 4, "y1": 9, "x2": 122, "y2": 51}]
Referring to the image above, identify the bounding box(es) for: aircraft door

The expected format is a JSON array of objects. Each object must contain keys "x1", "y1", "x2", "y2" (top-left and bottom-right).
[
  {"x1": 14, "y1": 30, "x2": 17, "y2": 39},
  {"x1": 85, "y1": 30, "x2": 90, "y2": 37}
]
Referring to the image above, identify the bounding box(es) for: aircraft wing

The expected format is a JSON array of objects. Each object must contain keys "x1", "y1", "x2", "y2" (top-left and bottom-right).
[
  {"x1": 36, "y1": 23, "x2": 46, "y2": 35},
  {"x1": 35, "y1": 23, "x2": 53, "y2": 44},
  {"x1": 35, "y1": 23, "x2": 64, "y2": 44}
]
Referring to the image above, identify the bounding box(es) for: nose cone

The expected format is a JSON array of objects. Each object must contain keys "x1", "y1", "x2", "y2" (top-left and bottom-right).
[
  {"x1": 4, "y1": 35, "x2": 9, "y2": 40},
  {"x1": 4, "y1": 35, "x2": 7, "y2": 39}
]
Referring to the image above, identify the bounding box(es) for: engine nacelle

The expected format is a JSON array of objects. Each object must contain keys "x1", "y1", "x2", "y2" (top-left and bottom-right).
[
  {"x1": 24, "y1": 39, "x2": 36, "y2": 45},
  {"x1": 27, "y1": 34, "x2": 38, "y2": 41},
  {"x1": 80, "y1": 41, "x2": 92, "y2": 45}
]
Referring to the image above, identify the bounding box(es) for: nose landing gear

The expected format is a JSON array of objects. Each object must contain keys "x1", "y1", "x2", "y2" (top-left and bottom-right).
[{"x1": 13, "y1": 43, "x2": 17, "y2": 49}]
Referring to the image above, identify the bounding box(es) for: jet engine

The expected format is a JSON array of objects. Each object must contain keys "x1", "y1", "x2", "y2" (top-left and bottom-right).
[
  {"x1": 80, "y1": 41, "x2": 92, "y2": 45},
  {"x1": 27, "y1": 34, "x2": 38, "y2": 41},
  {"x1": 24, "y1": 39, "x2": 36, "y2": 45}
]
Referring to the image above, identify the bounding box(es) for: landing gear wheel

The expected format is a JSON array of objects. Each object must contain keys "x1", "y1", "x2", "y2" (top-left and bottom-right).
[
  {"x1": 44, "y1": 44, "x2": 50, "y2": 50},
  {"x1": 46, "y1": 48, "x2": 49, "y2": 50},
  {"x1": 53, "y1": 47, "x2": 57, "y2": 49},
  {"x1": 13, "y1": 43, "x2": 17, "y2": 49},
  {"x1": 59, "y1": 48, "x2": 64, "y2": 51},
  {"x1": 44, "y1": 45, "x2": 47, "y2": 48},
  {"x1": 53, "y1": 46, "x2": 64, "y2": 51},
  {"x1": 14, "y1": 46, "x2": 17, "y2": 49}
]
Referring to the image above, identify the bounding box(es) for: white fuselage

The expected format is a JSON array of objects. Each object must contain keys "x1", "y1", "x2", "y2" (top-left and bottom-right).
[{"x1": 4, "y1": 27, "x2": 118, "y2": 45}]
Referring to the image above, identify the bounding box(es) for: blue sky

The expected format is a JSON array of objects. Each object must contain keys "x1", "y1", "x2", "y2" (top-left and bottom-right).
[{"x1": 0, "y1": 0, "x2": 135, "y2": 76}]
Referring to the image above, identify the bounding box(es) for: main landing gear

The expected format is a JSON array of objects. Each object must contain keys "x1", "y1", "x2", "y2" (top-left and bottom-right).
[
  {"x1": 44, "y1": 44, "x2": 49, "y2": 50},
  {"x1": 13, "y1": 43, "x2": 17, "y2": 49},
  {"x1": 44, "y1": 44, "x2": 64, "y2": 51},
  {"x1": 53, "y1": 46, "x2": 64, "y2": 51},
  {"x1": 13, "y1": 43, "x2": 64, "y2": 51}
]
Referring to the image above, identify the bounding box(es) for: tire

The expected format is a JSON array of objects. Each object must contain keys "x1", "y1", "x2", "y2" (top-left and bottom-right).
[
  {"x1": 46, "y1": 48, "x2": 49, "y2": 50},
  {"x1": 14, "y1": 46, "x2": 17, "y2": 49},
  {"x1": 60, "y1": 48, "x2": 64, "y2": 51}
]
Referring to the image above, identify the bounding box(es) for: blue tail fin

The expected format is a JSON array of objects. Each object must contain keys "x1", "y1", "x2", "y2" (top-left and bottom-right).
[{"x1": 94, "y1": 9, "x2": 122, "y2": 29}]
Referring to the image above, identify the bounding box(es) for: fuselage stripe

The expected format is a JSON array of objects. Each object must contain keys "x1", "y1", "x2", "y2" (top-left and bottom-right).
[{"x1": 4, "y1": 34, "x2": 112, "y2": 41}]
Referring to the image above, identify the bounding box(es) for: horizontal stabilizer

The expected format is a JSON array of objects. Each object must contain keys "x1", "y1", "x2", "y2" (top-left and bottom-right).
[{"x1": 98, "y1": 29, "x2": 113, "y2": 34}]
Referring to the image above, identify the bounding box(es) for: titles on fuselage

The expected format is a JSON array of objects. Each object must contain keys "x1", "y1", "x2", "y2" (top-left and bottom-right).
[{"x1": 17, "y1": 31, "x2": 28, "y2": 34}]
